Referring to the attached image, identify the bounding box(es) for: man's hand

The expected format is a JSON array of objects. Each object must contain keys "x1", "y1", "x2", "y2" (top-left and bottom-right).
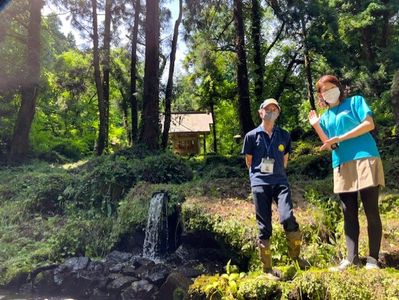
[{"x1": 308, "y1": 110, "x2": 320, "y2": 126}]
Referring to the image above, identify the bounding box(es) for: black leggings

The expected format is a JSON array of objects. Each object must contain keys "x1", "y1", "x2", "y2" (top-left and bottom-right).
[{"x1": 339, "y1": 185, "x2": 382, "y2": 262}]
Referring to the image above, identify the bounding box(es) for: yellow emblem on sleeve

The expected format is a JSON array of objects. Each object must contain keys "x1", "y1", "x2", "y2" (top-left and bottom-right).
[{"x1": 278, "y1": 144, "x2": 285, "y2": 152}]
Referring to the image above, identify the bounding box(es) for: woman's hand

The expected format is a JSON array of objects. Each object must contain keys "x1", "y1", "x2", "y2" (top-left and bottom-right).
[
  {"x1": 320, "y1": 136, "x2": 340, "y2": 151},
  {"x1": 308, "y1": 110, "x2": 320, "y2": 126}
]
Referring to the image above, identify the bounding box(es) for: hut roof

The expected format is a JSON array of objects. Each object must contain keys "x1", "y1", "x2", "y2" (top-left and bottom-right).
[{"x1": 161, "y1": 112, "x2": 213, "y2": 134}]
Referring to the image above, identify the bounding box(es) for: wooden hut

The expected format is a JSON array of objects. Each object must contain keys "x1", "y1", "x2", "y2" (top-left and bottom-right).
[{"x1": 161, "y1": 112, "x2": 213, "y2": 155}]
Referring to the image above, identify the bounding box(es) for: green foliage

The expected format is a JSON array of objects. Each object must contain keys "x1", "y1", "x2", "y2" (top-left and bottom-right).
[
  {"x1": 63, "y1": 150, "x2": 192, "y2": 216},
  {"x1": 293, "y1": 270, "x2": 399, "y2": 300},
  {"x1": 379, "y1": 193, "x2": 399, "y2": 215},
  {"x1": 188, "y1": 261, "x2": 246, "y2": 300},
  {"x1": 22, "y1": 173, "x2": 73, "y2": 216},
  {"x1": 382, "y1": 157, "x2": 399, "y2": 189},
  {"x1": 203, "y1": 165, "x2": 245, "y2": 180},
  {"x1": 182, "y1": 201, "x2": 257, "y2": 270},
  {"x1": 303, "y1": 178, "x2": 341, "y2": 236},
  {"x1": 288, "y1": 150, "x2": 332, "y2": 179},
  {"x1": 236, "y1": 275, "x2": 283, "y2": 300},
  {"x1": 64, "y1": 155, "x2": 138, "y2": 216},
  {"x1": 0, "y1": 163, "x2": 72, "y2": 214},
  {"x1": 48, "y1": 214, "x2": 114, "y2": 259},
  {"x1": 190, "y1": 268, "x2": 399, "y2": 300},
  {"x1": 139, "y1": 152, "x2": 193, "y2": 184},
  {"x1": 192, "y1": 154, "x2": 246, "y2": 179}
]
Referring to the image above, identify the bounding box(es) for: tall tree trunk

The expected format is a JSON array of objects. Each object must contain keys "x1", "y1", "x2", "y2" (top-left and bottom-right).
[
  {"x1": 391, "y1": 70, "x2": 399, "y2": 136},
  {"x1": 301, "y1": 15, "x2": 316, "y2": 110},
  {"x1": 8, "y1": 0, "x2": 43, "y2": 164},
  {"x1": 130, "y1": 0, "x2": 140, "y2": 144},
  {"x1": 139, "y1": 0, "x2": 160, "y2": 150},
  {"x1": 161, "y1": 0, "x2": 182, "y2": 149},
  {"x1": 210, "y1": 100, "x2": 217, "y2": 153},
  {"x1": 250, "y1": 0, "x2": 264, "y2": 104},
  {"x1": 92, "y1": 0, "x2": 106, "y2": 155},
  {"x1": 102, "y1": 0, "x2": 112, "y2": 150},
  {"x1": 234, "y1": 0, "x2": 255, "y2": 135}
]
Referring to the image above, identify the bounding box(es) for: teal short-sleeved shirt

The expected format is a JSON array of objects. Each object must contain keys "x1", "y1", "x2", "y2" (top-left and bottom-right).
[{"x1": 319, "y1": 95, "x2": 380, "y2": 169}]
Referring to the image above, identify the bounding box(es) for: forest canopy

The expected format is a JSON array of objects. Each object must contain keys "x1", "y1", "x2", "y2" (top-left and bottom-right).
[{"x1": 0, "y1": 0, "x2": 398, "y2": 163}]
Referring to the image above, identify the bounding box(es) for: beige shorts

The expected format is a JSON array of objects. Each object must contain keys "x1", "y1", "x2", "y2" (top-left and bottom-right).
[{"x1": 333, "y1": 157, "x2": 385, "y2": 193}]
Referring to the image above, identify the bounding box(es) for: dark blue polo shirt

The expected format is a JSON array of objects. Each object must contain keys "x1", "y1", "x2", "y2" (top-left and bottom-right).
[{"x1": 242, "y1": 125, "x2": 292, "y2": 187}]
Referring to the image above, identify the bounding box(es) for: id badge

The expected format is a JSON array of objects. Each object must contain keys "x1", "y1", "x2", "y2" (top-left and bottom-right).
[{"x1": 260, "y1": 157, "x2": 274, "y2": 174}]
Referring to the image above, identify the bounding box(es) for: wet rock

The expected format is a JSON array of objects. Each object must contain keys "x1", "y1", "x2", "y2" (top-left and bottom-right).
[
  {"x1": 107, "y1": 273, "x2": 124, "y2": 283},
  {"x1": 106, "y1": 276, "x2": 137, "y2": 292},
  {"x1": 5, "y1": 271, "x2": 29, "y2": 290},
  {"x1": 174, "y1": 244, "x2": 195, "y2": 261},
  {"x1": 50, "y1": 257, "x2": 107, "y2": 298},
  {"x1": 132, "y1": 257, "x2": 155, "y2": 269},
  {"x1": 33, "y1": 269, "x2": 59, "y2": 294},
  {"x1": 87, "y1": 260, "x2": 107, "y2": 273},
  {"x1": 139, "y1": 264, "x2": 170, "y2": 286},
  {"x1": 64, "y1": 256, "x2": 90, "y2": 271},
  {"x1": 158, "y1": 272, "x2": 192, "y2": 300},
  {"x1": 175, "y1": 265, "x2": 203, "y2": 278},
  {"x1": 109, "y1": 263, "x2": 126, "y2": 273},
  {"x1": 120, "y1": 279, "x2": 158, "y2": 300},
  {"x1": 122, "y1": 265, "x2": 136, "y2": 276},
  {"x1": 106, "y1": 251, "x2": 132, "y2": 264}
]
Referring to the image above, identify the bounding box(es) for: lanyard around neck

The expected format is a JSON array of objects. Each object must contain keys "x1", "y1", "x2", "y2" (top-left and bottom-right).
[{"x1": 261, "y1": 129, "x2": 275, "y2": 158}]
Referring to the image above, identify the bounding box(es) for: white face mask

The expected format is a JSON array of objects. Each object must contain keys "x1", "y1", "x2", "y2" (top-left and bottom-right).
[
  {"x1": 322, "y1": 87, "x2": 340, "y2": 104},
  {"x1": 263, "y1": 111, "x2": 279, "y2": 122}
]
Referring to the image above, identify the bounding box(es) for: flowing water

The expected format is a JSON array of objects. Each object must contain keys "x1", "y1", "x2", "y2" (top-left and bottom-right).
[{"x1": 142, "y1": 192, "x2": 169, "y2": 261}]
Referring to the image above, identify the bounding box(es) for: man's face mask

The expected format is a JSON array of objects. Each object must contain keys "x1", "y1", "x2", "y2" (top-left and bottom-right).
[{"x1": 263, "y1": 111, "x2": 279, "y2": 122}]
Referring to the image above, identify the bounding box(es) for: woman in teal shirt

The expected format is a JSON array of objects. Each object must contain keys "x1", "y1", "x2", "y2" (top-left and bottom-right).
[{"x1": 308, "y1": 75, "x2": 385, "y2": 271}]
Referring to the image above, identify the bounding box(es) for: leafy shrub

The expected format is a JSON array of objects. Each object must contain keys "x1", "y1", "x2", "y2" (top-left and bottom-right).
[
  {"x1": 293, "y1": 270, "x2": 399, "y2": 300},
  {"x1": 204, "y1": 165, "x2": 245, "y2": 180},
  {"x1": 382, "y1": 157, "x2": 399, "y2": 189},
  {"x1": 48, "y1": 214, "x2": 114, "y2": 258},
  {"x1": 190, "y1": 268, "x2": 399, "y2": 300},
  {"x1": 52, "y1": 142, "x2": 83, "y2": 160},
  {"x1": 64, "y1": 151, "x2": 192, "y2": 215},
  {"x1": 303, "y1": 178, "x2": 341, "y2": 239},
  {"x1": 288, "y1": 152, "x2": 332, "y2": 179},
  {"x1": 0, "y1": 165, "x2": 72, "y2": 216},
  {"x1": 64, "y1": 155, "x2": 139, "y2": 215},
  {"x1": 24, "y1": 173, "x2": 73, "y2": 215},
  {"x1": 192, "y1": 154, "x2": 246, "y2": 178},
  {"x1": 237, "y1": 275, "x2": 283, "y2": 299},
  {"x1": 379, "y1": 193, "x2": 399, "y2": 214},
  {"x1": 139, "y1": 152, "x2": 193, "y2": 184}
]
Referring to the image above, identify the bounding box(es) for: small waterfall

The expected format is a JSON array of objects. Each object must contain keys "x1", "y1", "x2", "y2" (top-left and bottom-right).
[{"x1": 142, "y1": 192, "x2": 169, "y2": 260}]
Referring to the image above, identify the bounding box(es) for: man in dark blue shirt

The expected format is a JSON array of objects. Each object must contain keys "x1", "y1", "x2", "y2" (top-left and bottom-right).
[{"x1": 242, "y1": 98, "x2": 306, "y2": 275}]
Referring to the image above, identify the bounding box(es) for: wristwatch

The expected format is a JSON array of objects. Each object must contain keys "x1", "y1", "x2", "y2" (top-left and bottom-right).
[{"x1": 331, "y1": 143, "x2": 339, "y2": 150}]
